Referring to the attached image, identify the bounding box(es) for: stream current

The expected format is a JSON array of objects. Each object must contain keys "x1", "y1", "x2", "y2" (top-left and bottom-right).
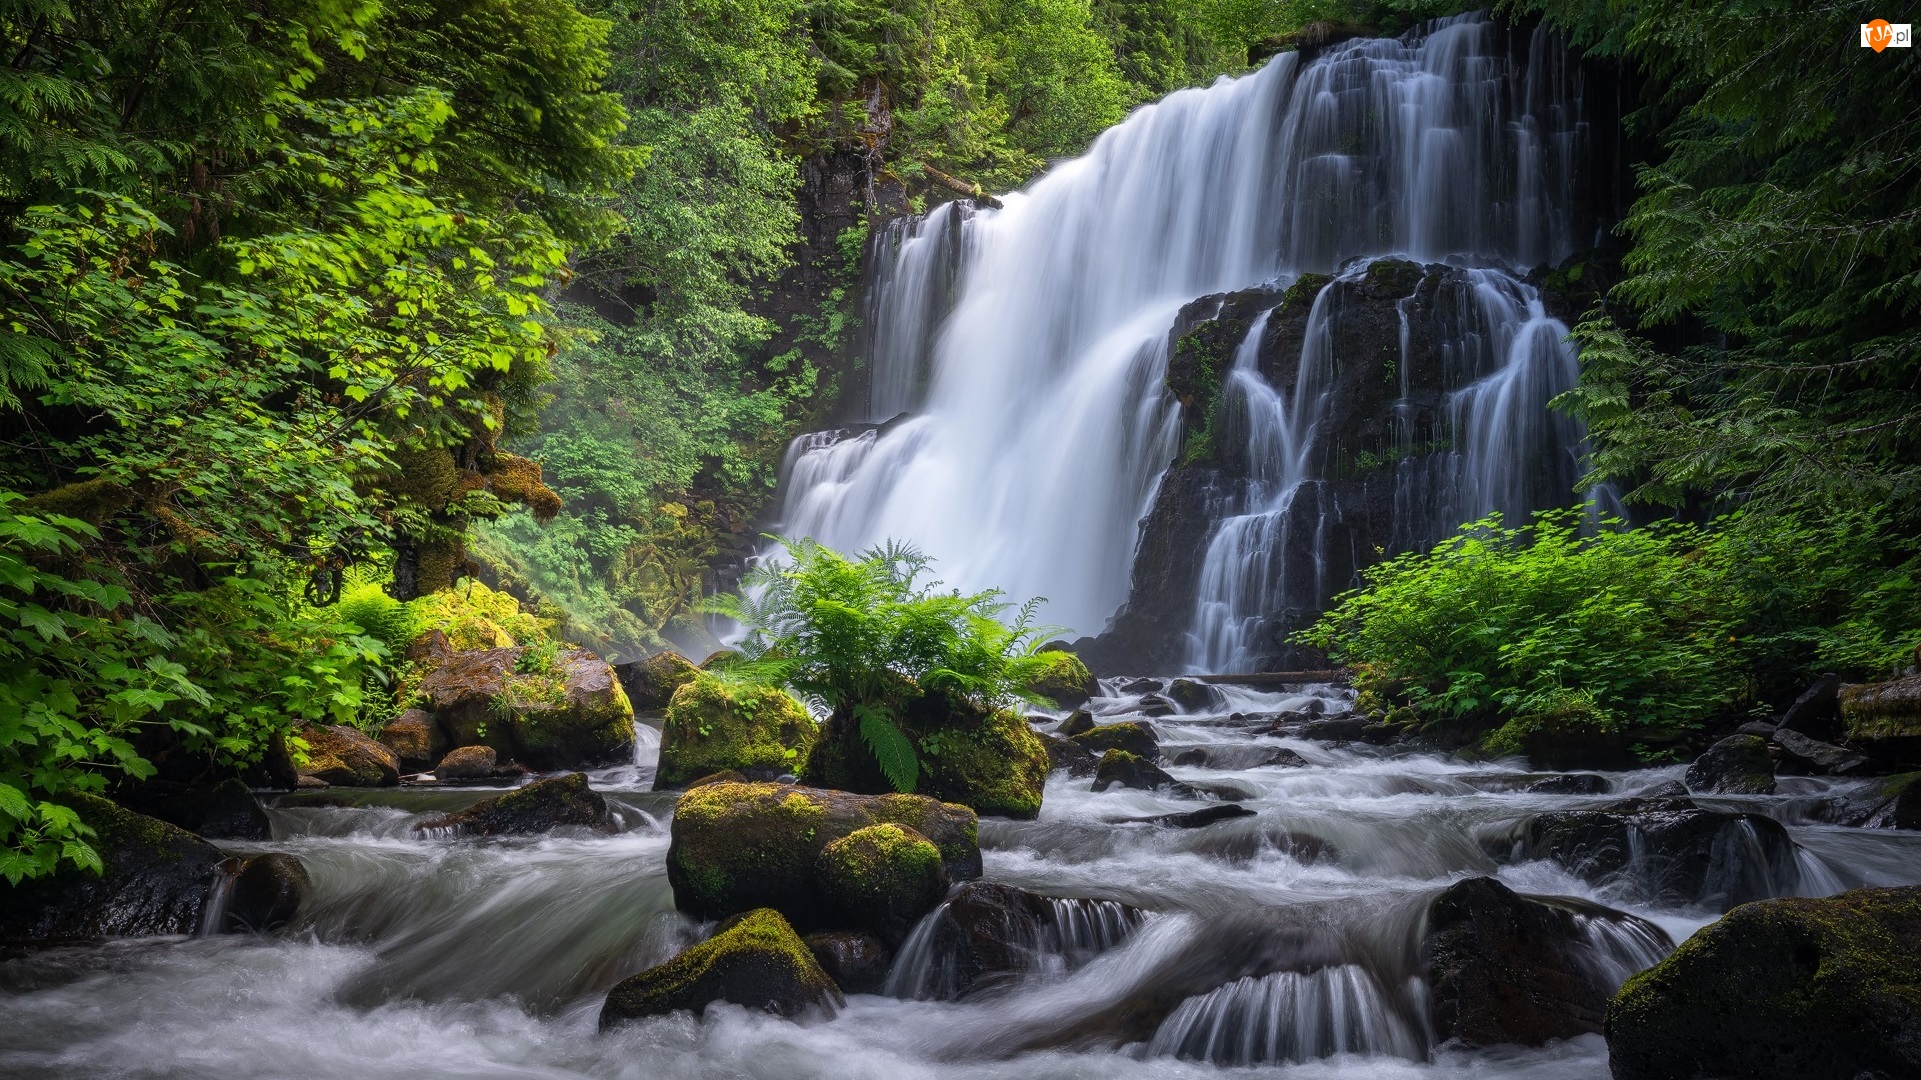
[{"x1": 5, "y1": 680, "x2": 1919, "y2": 1079}]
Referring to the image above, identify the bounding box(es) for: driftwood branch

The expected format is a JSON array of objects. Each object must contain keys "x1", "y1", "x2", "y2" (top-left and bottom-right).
[{"x1": 919, "y1": 163, "x2": 1003, "y2": 210}]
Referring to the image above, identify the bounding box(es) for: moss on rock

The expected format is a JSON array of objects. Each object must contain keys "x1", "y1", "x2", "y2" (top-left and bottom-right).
[
  {"x1": 599, "y1": 908, "x2": 840, "y2": 1028},
  {"x1": 615, "y1": 650, "x2": 701, "y2": 712},
  {"x1": 296, "y1": 724, "x2": 400, "y2": 787},
  {"x1": 416, "y1": 772, "x2": 615, "y2": 835},
  {"x1": 655, "y1": 675, "x2": 817, "y2": 790},
  {"x1": 0, "y1": 793, "x2": 223, "y2": 939},
  {"x1": 666, "y1": 782, "x2": 980, "y2": 927},
  {"x1": 1070, "y1": 720, "x2": 1159, "y2": 762},
  {"x1": 802, "y1": 688, "x2": 1049, "y2": 819},
  {"x1": 1842, "y1": 674, "x2": 1921, "y2": 739},
  {"x1": 1606, "y1": 885, "x2": 1921, "y2": 1080},
  {"x1": 417, "y1": 646, "x2": 635, "y2": 770},
  {"x1": 815, "y1": 823, "x2": 950, "y2": 946},
  {"x1": 1030, "y1": 651, "x2": 1098, "y2": 709}
]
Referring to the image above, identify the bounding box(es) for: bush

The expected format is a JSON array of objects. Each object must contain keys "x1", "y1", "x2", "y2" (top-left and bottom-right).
[
  {"x1": 703, "y1": 538, "x2": 1058, "y2": 791},
  {"x1": 1298, "y1": 507, "x2": 1920, "y2": 750}
]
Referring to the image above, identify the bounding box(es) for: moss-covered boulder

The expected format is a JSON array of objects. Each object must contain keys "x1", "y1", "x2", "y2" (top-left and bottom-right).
[
  {"x1": 1092, "y1": 749, "x2": 1190, "y2": 794},
  {"x1": 599, "y1": 908, "x2": 841, "y2": 1028},
  {"x1": 654, "y1": 676, "x2": 817, "y2": 791},
  {"x1": 802, "y1": 688, "x2": 1049, "y2": 819},
  {"x1": 1606, "y1": 885, "x2": 1921, "y2": 1080},
  {"x1": 295, "y1": 724, "x2": 400, "y2": 787},
  {"x1": 435, "y1": 744, "x2": 497, "y2": 779},
  {"x1": 416, "y1": 646, "x2": 635, "y2": 770},
  {"x1": 1842, "y1": 674, "x2": 1921, "y2": 739},
  {"x1": 377, "y1": 708, "x2": 444, "y2": 772},
  {"x1": 614, "y1": 650, "x2": 701, "y2": 713},
  {"x1": 416, "y1": 772, "x2": 615, "y2": 835},
  {"x1": 1071, "y1": 720, "x2": 1159, "y2": 762},
  {"x1": 816, "y1": 824, "x2": 950, "y2": 946},
  {"x1": 1861, "y1": 772, "x2": 1921, "y2": 829},
  {"x1": 1030, "y1": 651, "x2": 1098, "y2": 709},
  {"x1": 667, "y1": 782, "x2": 980, "y2": 928},
  {"x1": 1684, "y1": 734, "x2": 1776, "y2": 795}
]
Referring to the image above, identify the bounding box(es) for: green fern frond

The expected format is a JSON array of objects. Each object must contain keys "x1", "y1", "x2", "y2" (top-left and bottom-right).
[{"x1": 854, "y1": 703, "x2": 919, "y2": 793}]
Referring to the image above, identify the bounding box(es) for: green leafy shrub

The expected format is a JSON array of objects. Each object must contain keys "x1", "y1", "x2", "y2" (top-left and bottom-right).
[
  {"x1": 1299, "y1": 507, "x2": 1920, "y2": 750},
  {"x1": 703, "y1": 538, "x2": 1058, "y2": 792}
]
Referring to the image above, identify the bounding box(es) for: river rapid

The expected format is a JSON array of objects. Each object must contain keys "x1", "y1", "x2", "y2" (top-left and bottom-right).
[{"x1": 5, "y1": 679, "x2": 1918, "y2": 1080}]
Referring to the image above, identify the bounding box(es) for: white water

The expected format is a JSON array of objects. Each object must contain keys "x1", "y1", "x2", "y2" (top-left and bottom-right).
[{"x1": 777, "y1": 14, "x2": 1599, "y2": 643}]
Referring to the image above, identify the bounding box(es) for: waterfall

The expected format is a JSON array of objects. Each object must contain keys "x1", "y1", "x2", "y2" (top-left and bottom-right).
[{"x1": 774, "y1": 13, "x2": 1599, "y2": 646}]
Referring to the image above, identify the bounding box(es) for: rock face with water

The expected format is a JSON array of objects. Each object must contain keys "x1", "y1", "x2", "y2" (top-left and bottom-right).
[
  {"x1": 666, "y1": 782, "x2": 981, "y2": 929},
  {"x1": 416, "y1": 773, "x2": 615, "y2": 835},
  {"x1": 803, "y1": 688, "x2": 1048, "y2": 818},
  {"x1": 654, "y1": 677, "x2": 817, "y2": 790},
  {"x1": 890, "y1": 881, "x2": 1144, "y2": 1001},
  {"x1": 613, "y1": 650, "x2": 700, "y2": 713},
  {"x1": 600, "y1": 908, "x2": 841, "y2": 1027},
  {"x1": 1607, "y1": 885, "x2": 1921, "y2": 1080},
  {"x1": 415, "y1": 646, "x2": 635, "y2": 770}
]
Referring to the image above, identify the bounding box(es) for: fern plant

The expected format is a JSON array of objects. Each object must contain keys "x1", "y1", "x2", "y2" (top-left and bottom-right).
[{"x1": 702, "y1": 538, "x2": 1061, "y2": 792}]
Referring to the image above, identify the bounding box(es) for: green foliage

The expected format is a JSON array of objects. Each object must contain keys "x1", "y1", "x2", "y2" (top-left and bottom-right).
[
  {"x1": 704, "y1": 538, "x2": 1059, "y2": 792},
  {"x1": 1300, "y1": 507, "x2": 1921, "y2": 745}
]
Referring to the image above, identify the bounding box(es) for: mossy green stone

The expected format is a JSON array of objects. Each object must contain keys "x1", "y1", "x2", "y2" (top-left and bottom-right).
[
  {"x1": 655, "y1": 675, "x2": 817, "y2": 789},
  {"x1": 815, "y1": 823, "x2": 949, "y2": 944},
  {"x1": 1030, "y1": 651, "x2": 1098, "y2": 709},
  {"x1": 1842, "y1": 675, "x2": 1921, "y2": 739},
  {"x1": 599, "y1": 908, "x2": 840, "y2": 1027}
]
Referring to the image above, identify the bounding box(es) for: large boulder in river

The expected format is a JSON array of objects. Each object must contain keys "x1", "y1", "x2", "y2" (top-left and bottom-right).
[
  {"x1": 295, "y1": 723, "x2": 400, "y2": 787},
  {"x1": 1777, "y1": 672, "x2": 1843, "y2": 740},
  {"x1": 613, "y1": 650, "x2": 700, "y2": 713},
  {"x1": 1092, "y1": 749, "x2": 1190, "y2": 794},
  {"x1": 0, "y1": 794, "x2": 306, "y2": 940},
  {"x1": 1859, "y1": 772, "x2": 1921, "y2": 830},
  {"x1": 1423, "y1": 876, "x2": 1672, "y2": 1047},
  {"x1": 803, "y1": 687, "x2": 1049, "y2": 819},
  {"x1": 1684, "y1": 734, "x2": 1776, "y2": 795},
  {"x1": 376, "y1": 708, "x2": 445, "y2": 772},
  {"x1": 666, "y1": 782, "x2": 980, "y2": 928},
  {"x1": 599, "y1": 908, "x2": 840, "y2": 1028},
  {"x1": 123, "y1": 776, "x2": 272, "y2": 840},
  {"x1": 1029, "y1": 650, "x2": 1098, "y2": 709},
  {"x1": 1841, "y1": 674, "x2": 1921, "y2": 768},
  {"x1": 1070, "y1": 720, "x2": 1159, "y2": 761},
  {"x1": 1491, "y1": 801, "x2": 1800, "y2": 911},
  {"x1": 654, "y1": 676, "x2": 817, "y2": 790},
  {"x1": 814, "y1": 823, "x2": 950, "y2": 947},
  {"x1": 1607, "y1": 885, "x2": 1921, "y2": 1080},
  {"x1": 416, "y1": 772, "x2": 614, "y2": 835},
  {"x1": 416, "y1": 646, "x2": 635, "y2": 770}
]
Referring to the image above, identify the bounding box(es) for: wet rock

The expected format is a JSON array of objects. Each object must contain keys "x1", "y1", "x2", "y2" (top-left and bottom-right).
[
  {"x1": 434, "y1": 744, "x2": 497, "y2": 779},
  {"x1": 1092, "y1": 749, "x2": 1191, "y2": 794},
  {"x1": 1257, "y1": 747, "x2": 1311, "y2": 768},
  {"x1": 1070, "y1": 720, "x2": 1159, "y2": 761},
  {"x1": 1607, "y1": 885, "x2": 1921, "y2": 1080},
  {"x1": 1118, "y1": 677, "x2": 1163, "y2": 695},
  {"x1": 1030, "y1": 651, "x2": 1098, "y2": 710},
  {"x1": 906, "y1": 882, "x2": 1143, "y2": 1000},
  {"x1": 417, "y1": 646, "x2": 636, "y2": 770},
  {"x1": 1526, "y1": 773, "x2": 1611, "y2": 795},
  {"x1": 686, "y1": 769, "x2": 747, "y2": 788},
  {"x1": 1057, "y1": 709, "x2": 1095, "y2": 737},
  {"x1": 226, "y1": 852, "x2": 309, "y2": 933},
  {"x1": 1858, "y1": 772, "x2": 1921, "y2": 830},
  {"x1": 0, "y1": 793, "x2": 223, "y2": 940},
  {"x1": 1359, "y1": 721, "x2": 1401, "y2": 744},
  {"x1": 613, "y1": 650, "x2": 700, "y2": 712},
  {"x1": 815, "y1": 824, "x2": 950, "y2": 946},
  {"x1": 1300, "y1": 717, "x2": 1367, "y2": 742},
  {"x1": 1423, "y1": 877, "x2": 1673, "y2": 1047},
  {"x1": 1841, "y1": 674, "x2": 1921, "y2": 742},
  {"x1": 377, "y1": 709, "x2": 445, "y2": 772},
  {"x1": 126, "y1": 776, "x2": 272, "y2": 841},
  {"x1": 1685, "y1": 734, "x2": 1776, "y2": 795},
  {"x1": 1041, "y1": 734, "x2": 1099, "y2": 777},
  {"x1": 1172, "y1": 748, "x2": 1210, "y2": 767},
  {"x1": 600, "y1": 908, "x2": 840, "y2": 1027},
  {"x1": 1777, "y1": 672, "x2": 1843, "y2": 740},
  {"x1": 804, "y1": 929, "x2": 891, "y2": 994},
  {"x1": 1150, "y1": 804, "x2": 1256, "y2": 829},
  {"x1": 416, "y1": 773, "x2": 615, "y2": 836},
  {"x1": 1737, "y1": 720, "x2": 1779, "y2": 738},
  {"x1": 1496, "y1": 805, "x2": 1800, "y2": 911},
  {"x1": 804, "y1": 687, "x2": 1049, "y2": 819},
  {"x1": 295, "y1": 724, "x2": 400, "y2": 787},
  {"x1": 1165, "y1": 679, "x2": 1220, "y2": 711},
  {"x1": 1136, "y1": 695, "x2": 1177, "y2": 718},
  {"x1": 1771, "y1": 727, "x2": 1869, "y2": 776},
  {"x1": 655, "y1": 676, "x2": 817, "y2": 791},
  {"x1": 665, "y1": 782, "x2": 980, "y2": 926}
]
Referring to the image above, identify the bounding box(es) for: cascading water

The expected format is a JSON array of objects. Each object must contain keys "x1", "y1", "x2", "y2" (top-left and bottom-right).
[{"x1": 775, "y1": 13, "x2": 1603, "y2": 649}]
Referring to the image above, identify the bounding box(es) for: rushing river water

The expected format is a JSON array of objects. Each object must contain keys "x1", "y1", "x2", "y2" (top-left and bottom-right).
[{"x1": 5, "y1": 680, "x2": 1919, "y2": 1079}]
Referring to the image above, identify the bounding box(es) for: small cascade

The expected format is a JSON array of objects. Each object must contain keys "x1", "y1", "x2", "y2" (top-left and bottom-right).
[
  {"x1": 1147, "y1": 965, "x2": 1426, "y2": 1066},
  {"x1": 194, "y1": 858, "x2": 243, "y2": 938},
  {"x1": 883, "y1": 893, "x2": 1144, "y2": 1001}
]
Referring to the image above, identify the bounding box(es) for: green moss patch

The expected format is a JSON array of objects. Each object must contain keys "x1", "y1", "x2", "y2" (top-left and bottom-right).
[
  {"x1": 599, "y1": 907, "x2": 839, "y2": 1027},
  {"x1": 815, "y1": 824, "x2": 949, "y2": 944},
  {"x1": 655, "y1": 675, "x2": 818, "y2": 789}
]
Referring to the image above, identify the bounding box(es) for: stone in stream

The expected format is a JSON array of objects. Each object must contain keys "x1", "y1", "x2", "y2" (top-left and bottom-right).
[
  {"x1": 599, "y1": 908, "x2": 841, "y2": 1027},
  {"x1": 665, "y1": 782, "x2": 981, "y2": 928},
  {"x1": 1607, "y1": 885, "x2": 1921, "y2": 1080},
  {"x1": 415, "y1": 772, "x2": 615, "y2": 836},
  {"x1": 1299, "y1": 716, "x2": 1368, "y2": 742},
  {"x1": 1258, "y1": 747, "x2": 1311, "y2": 768},
  {"x1": 1525, "y1": 773, "x2": 1611, "y2": 795},
  {"x1": 434, "y1": 744, "x2": 497, "y2": 779},
  {"x1": 225, "y1": 852, "x2": 310, "y2": 933},
  {"x1": 1069, "y1": 720, "x2": 1159, "y2": 761},
  {"x1": 1091, "y1": 749, "x2": 1194, "y2": 795},
  {"x1": 1422, "y1": 877, "x2": 1673, "y2": 1047},
  {"x1": 653, "y1": 675, "x2": 817, "y2": 790},
  {"x1": 1771, "y1": 727, "x2": 1869, "y2": 775},
  {"x1": 377, "y1": 708, "x2": 445, "y2": 773},
  {"x1": 612, "y1": 649, "x2": 700, "y2": 713},
  {"x1": 416, "y1": 645, "x2": 635, "y2": 771},
  {"x1": 897, "y1": 881, "x2": 1145, "y2": 1001},
  {"x1": 1171, "y1": 748, "x2": 1209, "y2": 767},
  {"x1": 1684, "y1": 734, "x2": 1777, "y2": 795},
  {"x1": 1040, "y1": 733, "x2": 1099, "y2": 777},
  {"x1": 1028, "y1": 650, "x2": 1099, "y2": 709},
  {"x1": 1141, "y1": 804, "x2": 1257, "y2": 829},
  {"x1": 1164, "y1": 678, "x2": 1221, "y2": 711},
  {"x1": 295, "y1": 723, "x2": 400, "y2": 787},
  {"x1": 1057, "y1": 709, "x2": 1095, "y2": 736},
  {"x1": 803, "y1": 686, "x2": 1050, "y2": 819},
  {"x1": 1856, "y1": 772, "x2": 1921, "y2": 830},
  {"x1": 814, "y1": 824, "x2": 951, "y2": 947},
  {"x1": 1840, "y1": 673, "x2": 1921, "y2": 768},
  {"x1": 803, "y1": 929, "x2": 891, "y2": 994},
  {"x1": 1493, "y1": 801, "x2": 1800, "y2": 911}
]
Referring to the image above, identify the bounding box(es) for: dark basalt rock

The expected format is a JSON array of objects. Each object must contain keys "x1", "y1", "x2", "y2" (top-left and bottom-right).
[
  {"x1": 225, "y1": 852, "x2": 309, "y2": 933},
  {"x1": 1684, "y1": 734, "x2": 1776, "y2": 795},
  {"x1": 1165, "y1": 679, "x2": 1221, "y2": 711},
  {"x1": 1423, "y1": 877, "x2": 1672, "y2": 1048},
  {"x1": 613, "y1": 650, "x2": 700, "y2": 713},
  {"x1": 1172, "y1": 748, "x2": 1210, "y2": 767},
  {"x1": 905, "y1": 882, "x2": 1145, "y2": 1001},
  {"x1": 1070, "y1": 720, "x2": 1159, "y2": 762},
  {"x1": 1092, "y1": 750, "x2": 1192, "y2": 795},
  {"x1": 1777, "y1": 672, "x2": 1843, "y2": 741},
  {"x1": 1146, "y1": 804, "x2": 1257, "y2": 829},
  {"x1": 1607, "y1": 885, "x2": 1921, "y2": 1080},
  {"x1": 1526, "y1": 773, "x2": 1611, "y2": 795},
  {"x1": 1041, "y1": 734, "x2": 1099, "y2": 777},
  {"x1": 415, "y1": 772, "x2": 615, "y2": 836},
  {"x1": 125, "y1": 776, "x2": 273, "y2": 841},
  {"x1": 1493, "y1": 804, "x2": 1800, "y2": 911},
  {"x1": 804, "y1": 929, "x2": 891, "y2": 994},
  {"x1": 600, "y1": 908, "x2": 840, "y2": 1027},
  {"x1": 1300, "y1": 717, "x2": 1367, "y2": 742},
  {"x1": 1259, "y1": 747, "x2": 1312, "y2": 768},
  {"x1": 1771, "y1": 727, "x2": 1869, "y2": 775},
  {"x1": 1858, "y1": 772, "x2": 1921, "y2": 830},
  {"x1": 803, "y1": 686, "x2": 1048, "y2": 819}
]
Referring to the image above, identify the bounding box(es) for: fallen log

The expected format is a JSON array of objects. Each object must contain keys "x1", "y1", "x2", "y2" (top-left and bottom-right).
[
  {"x1": 1192, "y1": 670, "x2": 1350, "y2": 689},
  {"x1": 919, "y1": 163, "x2": 1004, "y2": 210}
]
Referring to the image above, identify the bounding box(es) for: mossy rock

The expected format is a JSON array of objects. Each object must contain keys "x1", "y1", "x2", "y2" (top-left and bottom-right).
[
  {"x1": 416, "y1": 772, "x2": 615, "y2": 835},
  {"x1": 295, "y1": 724, "x2": 400, "y2": 787},
  {"x1": 1030, "y1": 651, "x2": 1098, "y2": 709},
  {"x1": 1607, "y1": 885, "x2": 1921, "y2": 1080},
  {"x1": 377, "y1": 708, "x2": 445, "y2": 773},
  {"x1": 1863, "y1": 772, "x2": 1921, "y2": 829},
  {"x1": 1092, "y1": 749, "x2": 1187, "y2": 793},
  {"x1": 615, "y1": 650, "x2": 701, "y2": 712},
  {"x1": 666, "y1": 782, "x2": 980, "y2": 927},
  {"x1": 0, "y1": 793, "x2": 222, "y2": 939},
  {"x1": 1684, "y1": 734, "x2": 1777, "y2": 795},
  {"x1": 1070, "y1": 720, "x2": 1159, "y2": 762},
  {"x1": 801, "y1": 686, "x2": 1048, "y2": 819},
  {"x1": 599, "y1": 908, "x2": 840, "y2": 1028},
  {"x1": 815, "y1": 824, "x2": 950, "y2": 946},
  {"x1": 1841, "y1": 675, "x2": 1921, "y2": 739},
  {"x1": 654, "y1": 675, "x2": 817, "y2": 790},
  {"x1": 418, "y1": 646, "x2": 635, "y2": 770}
]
